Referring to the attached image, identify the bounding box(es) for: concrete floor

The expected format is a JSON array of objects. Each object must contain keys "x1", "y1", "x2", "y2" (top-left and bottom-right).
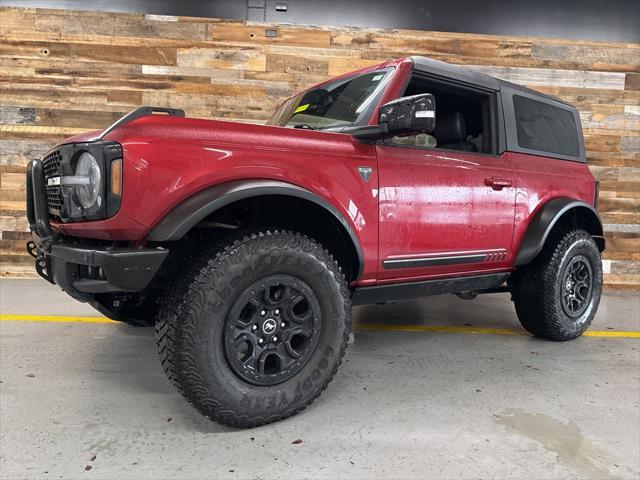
[{"x1": 0, "y1": 279, "x2": 638, "y2": 480}]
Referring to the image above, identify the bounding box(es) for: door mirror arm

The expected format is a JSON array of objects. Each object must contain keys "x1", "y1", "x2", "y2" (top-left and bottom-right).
[{"x1": 344, "y1": 123, "x2": 391, "y2": 143}]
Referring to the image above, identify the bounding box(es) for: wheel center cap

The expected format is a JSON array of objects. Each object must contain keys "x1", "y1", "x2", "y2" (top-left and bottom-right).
[{"x1": 262, "y1": 318, "x2": 277, "y2": 335}]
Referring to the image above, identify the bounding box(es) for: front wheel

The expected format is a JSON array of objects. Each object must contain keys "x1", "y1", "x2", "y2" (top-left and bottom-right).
[
  {"x1": 155, "y1": 231, "x2": 351, "y2": 427},
  {"x1": 509, "y1": 229, "x2": 603, "y2": 341}
]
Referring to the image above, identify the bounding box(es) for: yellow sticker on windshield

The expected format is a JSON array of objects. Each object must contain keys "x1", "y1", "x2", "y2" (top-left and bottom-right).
[{"x1": 294, "y1": 103, "x2": 310, "y2": 114}]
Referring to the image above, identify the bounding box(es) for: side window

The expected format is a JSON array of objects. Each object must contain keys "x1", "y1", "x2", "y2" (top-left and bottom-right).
[
  {"x1": 512, "y1": 95, "x2": 579, "y2": 157},
  {"x1": 389, "y1": 75, "x2": 496, "y2": 155}
]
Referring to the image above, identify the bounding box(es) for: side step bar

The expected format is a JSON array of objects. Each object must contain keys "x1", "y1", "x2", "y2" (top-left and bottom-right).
[
  {"x1": 351, "y1": 273, "x2": 510, "y2": 306},
  {"x1": 99, "y1": 106, "x2": 185, "y2": 139}
]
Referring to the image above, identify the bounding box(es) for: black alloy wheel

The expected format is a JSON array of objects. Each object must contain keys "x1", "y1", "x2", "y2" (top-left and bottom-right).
[
  {"x1": 561, "y1": 255, "x2": 594, "y2": 319},
  {"x1": 224, "y1": 275, "x2": 321, "y2": 386}
]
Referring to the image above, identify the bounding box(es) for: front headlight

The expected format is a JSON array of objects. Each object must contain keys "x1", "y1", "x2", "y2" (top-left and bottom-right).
[
  {"x1": 74, "y1": 152, "x2": 101, "y2": 208},
  {"x1": 60, "y1": 151, "x2": 102, "y2": 211},
  {"x1": 47, "y1": 141, "x2": 122, "y2": 222}
]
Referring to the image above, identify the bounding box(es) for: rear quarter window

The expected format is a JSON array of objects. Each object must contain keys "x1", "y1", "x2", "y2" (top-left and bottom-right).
[{"x1": 513, "y1": 94, "x2": 579, "y2": 157}]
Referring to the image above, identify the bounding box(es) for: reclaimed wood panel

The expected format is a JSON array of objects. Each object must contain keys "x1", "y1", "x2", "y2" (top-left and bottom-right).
[
  {"x1": 0, "y1": 6, "x2": 638, "y2": 289},
  {"x1": 1, "y1": 39, "x2": 178, "y2": 65}
]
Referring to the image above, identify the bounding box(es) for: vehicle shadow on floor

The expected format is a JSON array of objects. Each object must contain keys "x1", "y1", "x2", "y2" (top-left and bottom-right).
[
  {"x1": 352, "y1": 293, "x2": 522, "y2": 330},
  {"x1": 85, "y1": 295, "x2": 521, "y2": 432},
  {"x1": 86, "y1": 293, "x2": 632, "y2": 433}
]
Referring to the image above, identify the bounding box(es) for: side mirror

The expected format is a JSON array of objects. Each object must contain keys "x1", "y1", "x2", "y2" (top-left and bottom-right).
[
  {"x1": 379, "y1": 93, "x2": 436, "y2": 136},
  {"x1": 348, "y1": 93, "x2": 436, "y2": 142}
]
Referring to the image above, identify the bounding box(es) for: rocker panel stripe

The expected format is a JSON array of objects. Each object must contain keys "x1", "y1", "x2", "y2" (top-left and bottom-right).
[{"x1": 382, "y1": 249, "x2": 507, "y2": 270}]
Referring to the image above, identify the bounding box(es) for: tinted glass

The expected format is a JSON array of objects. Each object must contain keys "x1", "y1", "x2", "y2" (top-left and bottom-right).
[
  {"x1": 267, "y1": 69, "x2": 393, "y2": 130},
  {"x1": 513, "y1": 95, "x2": 579, "y2": 157}
]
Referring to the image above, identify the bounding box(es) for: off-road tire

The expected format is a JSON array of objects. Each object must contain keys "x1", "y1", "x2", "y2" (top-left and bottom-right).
[
  {"x1": 509, "y1": 229, "x2": 602, "y2": 341},
  {"x1": 155, "y1": 230, "x2": 351, "y2": 428}
]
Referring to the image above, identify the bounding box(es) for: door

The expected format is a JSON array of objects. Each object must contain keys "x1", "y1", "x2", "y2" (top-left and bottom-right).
[
  {"x1": 376, "y1": 75, "x2": 515, "y2": 281},
  {"x1": 377, "y1": 146, "x2": 515, "y2": 281}
]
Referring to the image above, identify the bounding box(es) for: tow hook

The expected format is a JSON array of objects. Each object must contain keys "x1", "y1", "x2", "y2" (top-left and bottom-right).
[
  {"x1": 34, "y1": 253, "x2": 54, "y2": 284},
  {"x1": 26, "y1": 241, "x2": 38, "y2": 258}
]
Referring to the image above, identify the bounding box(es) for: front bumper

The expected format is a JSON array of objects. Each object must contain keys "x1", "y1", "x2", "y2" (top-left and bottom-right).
[{"x1": 26, "y1": 158, "x2": 168, "y2": 301}]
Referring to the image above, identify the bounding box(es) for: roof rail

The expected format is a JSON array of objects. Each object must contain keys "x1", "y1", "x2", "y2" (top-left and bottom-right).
[{"x1": 99, "y1": 106, "x2": 185, "y2": 139}]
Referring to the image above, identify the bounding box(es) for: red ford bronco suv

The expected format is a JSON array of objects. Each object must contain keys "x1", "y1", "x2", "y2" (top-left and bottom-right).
[{"x1": 27, "y1": 56, "x2": 604, "y2": 427}]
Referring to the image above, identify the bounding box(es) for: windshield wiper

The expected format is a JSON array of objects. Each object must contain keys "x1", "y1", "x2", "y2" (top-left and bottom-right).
[{"x1": 292, "y1": 124, "x2": 317, "y2": 130}]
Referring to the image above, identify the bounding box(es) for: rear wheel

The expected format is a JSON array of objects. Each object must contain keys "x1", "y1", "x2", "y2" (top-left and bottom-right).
[
  {"x1": 155, "y1": 231, "x2": 351, "y2": 427},
  {"x1": 509, "y1": 229, "x2": 602, "y2": 341}
]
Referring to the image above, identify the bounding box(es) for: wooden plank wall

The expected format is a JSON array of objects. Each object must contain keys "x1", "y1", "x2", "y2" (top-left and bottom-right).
[{"x1": 1, "y1": 7, "x2": 638, "y2": 289}]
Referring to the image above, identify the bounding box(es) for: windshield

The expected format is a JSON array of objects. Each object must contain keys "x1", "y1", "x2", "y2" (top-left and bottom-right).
[{"x1": 267, "y1": 68, "x2": 393, "y2": 130}]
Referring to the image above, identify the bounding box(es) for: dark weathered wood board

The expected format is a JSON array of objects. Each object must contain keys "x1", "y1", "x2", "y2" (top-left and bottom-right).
[{"x1": 1, "y1": 7, "x2": 638, "y2": 288}]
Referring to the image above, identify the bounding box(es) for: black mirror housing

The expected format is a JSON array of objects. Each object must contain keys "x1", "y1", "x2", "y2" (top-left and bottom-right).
[
  {"x1": 379, "y1": 93, "x2": 436, "y2": 136},
  {"x1": 348, "y1": 93, "x2": 436, "y2": 142}
]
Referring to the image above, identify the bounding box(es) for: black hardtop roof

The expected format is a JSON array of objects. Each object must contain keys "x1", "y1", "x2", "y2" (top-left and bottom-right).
[{"x1": 409, "y1": 56, "x2": 574, "y2": 109}]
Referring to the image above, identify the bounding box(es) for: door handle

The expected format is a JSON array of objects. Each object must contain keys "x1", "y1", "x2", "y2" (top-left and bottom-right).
[{"x1": 485, "y1": 176, "x2": 513, "y2": 190}]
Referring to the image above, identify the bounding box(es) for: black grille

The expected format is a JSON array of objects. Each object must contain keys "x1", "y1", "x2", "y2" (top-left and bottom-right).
[
  {"x1": 46, "y1": 185, "x2": 62, "y2": 215},
  {"x1": 42, "y1": 150, "x2": 63, "y2": 218},
  {"x1": 42, "y1": 150, "x2": 62, "y2": 178}
]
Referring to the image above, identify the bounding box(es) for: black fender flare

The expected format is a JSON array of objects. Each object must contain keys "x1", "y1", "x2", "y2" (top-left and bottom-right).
[
  {"x1": 146, "y1": 179, "x2": 365, "y2": 278},
  {"x1": 514, "y1": 197, "x2": 605, "y2": 266}
]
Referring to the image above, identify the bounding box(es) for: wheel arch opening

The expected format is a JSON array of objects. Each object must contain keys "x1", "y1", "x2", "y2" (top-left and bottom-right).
[
  {"x1": 159, "y1": 193, "x2": 363, "y2": 283},
  {"x1": 515, "y1": 200, "x2": 605, "y2": 266},
  {"x1": 549, "y1": 205, "x2": 605, "y2": 251}
]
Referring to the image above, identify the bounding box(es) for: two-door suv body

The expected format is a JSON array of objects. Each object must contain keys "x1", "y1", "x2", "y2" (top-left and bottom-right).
[{"x1": 27, "y1": 56, "x2": 604, "y2": 427}]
